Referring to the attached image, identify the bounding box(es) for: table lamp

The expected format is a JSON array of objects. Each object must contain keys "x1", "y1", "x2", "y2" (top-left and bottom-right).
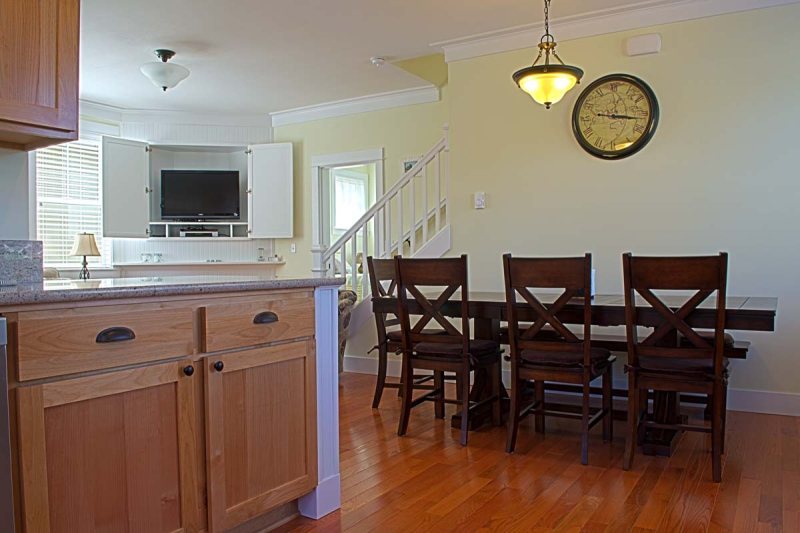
[{"x1": 69, "y1": 233, "x2": 101, "y2": 280}]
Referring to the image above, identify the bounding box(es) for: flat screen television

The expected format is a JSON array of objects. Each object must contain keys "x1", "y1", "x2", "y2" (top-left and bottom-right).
[{"x1": 160, "y1": 170, "x2": 240, "y2": 220}]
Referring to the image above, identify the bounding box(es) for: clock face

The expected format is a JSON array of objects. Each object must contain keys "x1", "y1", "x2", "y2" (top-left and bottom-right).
[{"x1": 572, "y1": 74, "x2": 659, "y2": 160}]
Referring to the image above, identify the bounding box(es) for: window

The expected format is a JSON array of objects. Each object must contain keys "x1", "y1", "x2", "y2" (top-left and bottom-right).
[
  {"x1": 35, "y1": 139, "x2": 112, "y2": 267},
  {"x1": 333, "y1": 170, "x2": 369, "y2": 231}
]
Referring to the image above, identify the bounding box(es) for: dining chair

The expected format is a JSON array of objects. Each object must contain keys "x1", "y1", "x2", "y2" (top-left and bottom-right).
[
  {"x1": 503, "y1": 253, "x2": 614, "y2": 465},
  {"x1": 395, "y1": 255, "x2": 503, "y2": 446},
  {"x1": 622, "y1": 252, "x2": 729, "y2": 482},
  {"x1": 367, "y1": 256, "x2": 445, "y2": 408}
]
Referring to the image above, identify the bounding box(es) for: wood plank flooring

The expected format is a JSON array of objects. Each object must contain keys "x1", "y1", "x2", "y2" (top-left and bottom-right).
[{"x1": 276, "y1": 373, "x2": 799, "y2": 532}]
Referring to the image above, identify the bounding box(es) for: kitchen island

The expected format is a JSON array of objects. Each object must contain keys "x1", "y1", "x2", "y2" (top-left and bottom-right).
[{"x1": 0, "y1": 275, "x2": 343, "y2": 532}]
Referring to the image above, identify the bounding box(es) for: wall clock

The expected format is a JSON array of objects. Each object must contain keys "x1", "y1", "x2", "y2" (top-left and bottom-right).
[{"x1": 571, "y1": 74, "x2": 659, "y2": 160}]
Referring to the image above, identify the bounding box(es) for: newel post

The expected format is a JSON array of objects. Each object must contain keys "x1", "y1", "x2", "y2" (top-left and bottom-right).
[{"x1": 311, "y1": 245, "x2": 328, "y2": 278}]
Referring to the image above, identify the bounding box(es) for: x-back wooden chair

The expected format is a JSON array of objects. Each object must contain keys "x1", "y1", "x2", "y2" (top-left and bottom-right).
[
  {"x1": 367, "y1": 257, "x2": 445, "y2": 408},
  {"x1": 622, "y1": 252, "x2": 729, "y2": 482},
  {"x1": 503, "y1": 253, "x2": 615, "y2": 465},
  {"x1": 395, "y1": 255, "x2": 503, "y2": 446}
]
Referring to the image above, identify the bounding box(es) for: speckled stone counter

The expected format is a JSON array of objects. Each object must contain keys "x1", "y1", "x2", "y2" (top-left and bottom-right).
[{"x1": 0, "y1": 275, "x2": 344, "y2": 307}]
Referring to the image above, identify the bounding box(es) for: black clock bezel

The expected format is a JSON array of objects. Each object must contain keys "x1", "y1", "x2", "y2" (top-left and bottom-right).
[{"x1": 571, "y1": 74, "x2": 659, "y2": 160}]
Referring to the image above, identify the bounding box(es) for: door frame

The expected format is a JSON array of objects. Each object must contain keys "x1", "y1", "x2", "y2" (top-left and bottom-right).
[{"x1": 310, "y1": 148, "x2": 384, "y2": 254}]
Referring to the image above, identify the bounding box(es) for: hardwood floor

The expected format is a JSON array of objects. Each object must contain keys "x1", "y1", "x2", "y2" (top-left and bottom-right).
[{"x1": 277, "y1": 373, "x2": 799, "y2": 532}]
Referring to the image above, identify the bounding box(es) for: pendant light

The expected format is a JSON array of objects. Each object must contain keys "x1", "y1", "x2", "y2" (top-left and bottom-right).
[
  {"x1": 512, "y1": 0, "x2": 583, "y2": 109},
  {"x1": 140, "y1": 49, "x2": 190, "y2": 92}
]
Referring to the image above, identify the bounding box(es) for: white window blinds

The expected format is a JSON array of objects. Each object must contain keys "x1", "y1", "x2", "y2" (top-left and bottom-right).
[{"x1": 35, "y1": 139, "x2": 112, "y2": 267}]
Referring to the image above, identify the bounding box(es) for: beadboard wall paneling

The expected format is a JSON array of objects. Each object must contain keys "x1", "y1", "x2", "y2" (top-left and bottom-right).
[{"x1": 112, "y1": 238, "x2": 276, "y2": 265}]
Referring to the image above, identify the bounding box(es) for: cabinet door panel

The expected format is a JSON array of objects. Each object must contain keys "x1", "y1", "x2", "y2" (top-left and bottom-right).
[
  {"x1": 17, "y1": 360, "x2": 202, "y2": 533},
  {"x1": 102, "y1": 136, "x2": 150, "y2": 238},
  {"x1": 205, "y1": 341, "x2": 316, "y2": 532},
  {"x1": 248, "y1": 143, "x2": 293, "y2": 238},
  {"x1": 0, "y1": 0, "x2": 79, "y2": 134}
]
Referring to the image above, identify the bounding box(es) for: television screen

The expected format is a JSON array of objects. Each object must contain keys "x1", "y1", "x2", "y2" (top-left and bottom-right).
[{"x1": 161, "y1": 170, "x2": 240, "y2": 220}]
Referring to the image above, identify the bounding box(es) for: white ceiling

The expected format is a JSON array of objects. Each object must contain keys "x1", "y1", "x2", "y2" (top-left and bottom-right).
[{"x1": 80, "y1": 0, "x2": 673, "y2": 115}]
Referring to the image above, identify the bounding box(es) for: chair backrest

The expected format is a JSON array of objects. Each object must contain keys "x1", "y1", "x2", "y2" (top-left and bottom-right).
[
  {"x1": 622, "y1": 252, "x2": 728, "y2": 374},
  {"x1": 367, "y1": 256, "x2": 400, "y2": 346},
  {"x1": 502, "y1": 254, "x2": 593, "y2": 366},
  {"x1": 394, "y1": 255, "x2": 470, "y2": 360}
]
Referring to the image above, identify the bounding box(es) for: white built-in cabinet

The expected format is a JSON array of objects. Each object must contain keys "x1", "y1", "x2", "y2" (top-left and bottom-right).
[{"x1": 101, "y1": 137, "x2": 293, "y2": 239}]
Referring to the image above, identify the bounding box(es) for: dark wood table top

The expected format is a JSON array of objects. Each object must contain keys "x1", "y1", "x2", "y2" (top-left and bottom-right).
[{"x1": 372, "y1": 292, "x2": 778, "y2": 332}]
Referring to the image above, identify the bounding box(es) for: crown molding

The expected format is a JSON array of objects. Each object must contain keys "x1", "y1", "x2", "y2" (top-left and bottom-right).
[
  {"x1": 432, "y1": 0, "x2": 800, "y2": 62},
  {"x1": 270, "y1": 86, "x2": 440, "y2": 128},
  {"x1": 79, "y1": 99, "x2": 271, "y2": 128}
]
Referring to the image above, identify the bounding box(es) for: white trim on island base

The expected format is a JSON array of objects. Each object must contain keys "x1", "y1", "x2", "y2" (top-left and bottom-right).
[
  {"x1": 299, "y1": 285, "x2": 342, "y2": 519},
  {"x1": 343, "y1": 355, "x2": 799, "y2": 417}
]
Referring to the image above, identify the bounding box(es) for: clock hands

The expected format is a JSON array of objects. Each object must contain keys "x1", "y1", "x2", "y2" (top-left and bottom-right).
[{"x1": 596, "y1": 112, "x2": 639, "y2": 120}]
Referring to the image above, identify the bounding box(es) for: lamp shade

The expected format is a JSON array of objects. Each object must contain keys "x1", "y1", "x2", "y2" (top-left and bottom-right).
[
  {"x1": 513, "y1": 64, "x2": 583, "y2": 109},
  {"x1": 140, "y1": 61, "x2": 190, "y2": 91},
  {"x1": 69, "y1": 233, "x2": 101, "y2": 257}
]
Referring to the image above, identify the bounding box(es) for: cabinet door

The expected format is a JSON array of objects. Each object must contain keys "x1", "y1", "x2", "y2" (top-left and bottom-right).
[
  {"x1": 102, "y1": 136, "x2": 151, "y2": 238},
  {"x1": 205, "y1": 341, "x2": 317, "y2": 532},
  {"x1": 0, "y1": 0, "x2": 79, "y2": 146},
  {"x1": 248, "y1": 143, "x2": 293, "y2": 238},
  {"x1": 16, "y1": 360, "x2": 202, "y2": 533}
]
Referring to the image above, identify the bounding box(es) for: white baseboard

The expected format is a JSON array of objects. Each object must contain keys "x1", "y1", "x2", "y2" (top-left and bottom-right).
[
  {"x1": 342, "y1": 355, "x2": 799, "y2": 417},
  {"x1": 726, "y1": 388, "x2": 800, "y2": 417}
]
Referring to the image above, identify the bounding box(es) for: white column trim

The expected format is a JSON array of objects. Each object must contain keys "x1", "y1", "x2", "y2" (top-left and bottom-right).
[{"x1": 299, "y1": 285, "x2": 342, "y2": 519}]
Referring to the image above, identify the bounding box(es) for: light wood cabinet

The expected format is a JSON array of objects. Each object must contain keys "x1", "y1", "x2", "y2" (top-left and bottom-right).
[
  {"x1": 204, "y1": 341, "x2": 317, "y2": 532},
  {"x1": 3, "y1": 289, "x2": 323, "y2": 532},
  {"x1": 15, "y1": 359, "x2": 203, "y2": 532},
  {"x1": 0, "y1": 0, "x2": 80, "y2": 150}
]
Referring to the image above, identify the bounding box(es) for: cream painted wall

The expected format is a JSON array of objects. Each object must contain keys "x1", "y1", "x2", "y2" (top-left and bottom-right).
[
  {"x1": 273, "y1": 88, "x2": 449, "y2": 275},
  {"x1": 449, "y1": 4, "x2": 800, "y2": 394}
]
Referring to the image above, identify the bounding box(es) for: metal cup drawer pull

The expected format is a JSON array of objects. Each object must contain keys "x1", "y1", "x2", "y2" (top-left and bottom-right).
[
  {"x1": 95, "y1": 326, "x2": 136, "y2": 343},
  {"x1": 252, "y1": 311, "x2": 279, "y2": 325}
]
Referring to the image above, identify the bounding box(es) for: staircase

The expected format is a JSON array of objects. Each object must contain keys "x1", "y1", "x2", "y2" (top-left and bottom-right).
[{"x1": 312, "y1": 125, "x2": 452, "y2": 306}]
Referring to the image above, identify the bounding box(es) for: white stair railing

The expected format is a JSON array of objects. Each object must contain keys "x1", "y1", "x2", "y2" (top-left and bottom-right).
[{"x1": 312, "y1": 125, "x2": 450, "y2": 302}]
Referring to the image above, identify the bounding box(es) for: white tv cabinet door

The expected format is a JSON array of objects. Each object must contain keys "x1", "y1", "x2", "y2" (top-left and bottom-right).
[
  {"x1": 248, "y1": 143, "x2": 293, "y2": 238},
  {"x1": 102, "y1": 137, "x2": 150, "y2": 238}
]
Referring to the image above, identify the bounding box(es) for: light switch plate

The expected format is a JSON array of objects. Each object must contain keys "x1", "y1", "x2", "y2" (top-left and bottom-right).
[
  {"x1": 474, "y1": 192, "x2": 486, "y2": 209},
  {"x1": 290, "y1": 243, "x2": 297, "y2": 253}
]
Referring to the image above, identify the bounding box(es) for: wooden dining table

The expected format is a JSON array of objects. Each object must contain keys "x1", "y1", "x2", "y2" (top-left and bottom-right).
[{"x1": 372, "y1": 291, "x2": 778, "y2": 456}]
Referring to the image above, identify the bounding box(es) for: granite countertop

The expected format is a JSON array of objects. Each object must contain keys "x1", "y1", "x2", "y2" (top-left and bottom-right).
[{"x1": 0, "y1": 275, "x2": 345, "y2": 307}]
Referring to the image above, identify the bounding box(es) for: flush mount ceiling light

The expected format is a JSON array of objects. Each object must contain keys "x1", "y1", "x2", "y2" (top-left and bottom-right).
[
  {"x1": 512, "y1": 0, "x2": 583, "y2": 109},
  {"x1": 140, "y1": 49, "x2": 190, "y2": 92}
]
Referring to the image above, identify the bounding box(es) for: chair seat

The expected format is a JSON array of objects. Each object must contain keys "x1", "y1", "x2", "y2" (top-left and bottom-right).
[
  {"x1": 520, "y1": 347, "x2": 614, "y2": 369},
  {"x1": 387, "y1": 329, "x2": 447, "y2": 342},
  {"x1": 638, "y1": 356, "x2": 730, "y2": 374},
  {"x1": 414, "y1": 339, "x2": 501, "y2": 364},
  {"x1": 679, "y1": 332, "x2": 735, "y2": 347}
]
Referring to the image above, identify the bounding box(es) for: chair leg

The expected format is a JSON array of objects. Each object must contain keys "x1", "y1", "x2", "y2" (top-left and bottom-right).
[
  {"x1": 397, "y1": 360, "x2": 406, "y2": 398},
  {"x1": 581, "y1": 379, "x2": 591, "y2": 466},
  {"x1": 434, "y1": 370, "x2": 445, "y2": 419},
  {"x1": 711, "y1": 381, "x2": 724, "y2": 482},
  {"x1": 459, "y1": 365, "x2": 471, "y2": 446},
  {"x1": 490, "y1": 362, "x2": 502, "y2": 427},
  {"x1": 602, "y1": 367, "x2": 613, "y2": 442},
  {"x1": 397, "y1": 355, "x2": 414, "y2": 437},
  {"x1": 372, "y1": 345, "x2": 389, "y2": 408},
  {"x1": 721, "y1": 381, "x2": 728, "y2": 455},
  {"x1": 623, "y1": 372, "x2": 637, "y2": 471},
  {"x1": 534, "y1": 380, "x2": 545, "y2": 434},
  {"x1": 506, "y1": 376, "x2": 521, "y2": 453}
]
